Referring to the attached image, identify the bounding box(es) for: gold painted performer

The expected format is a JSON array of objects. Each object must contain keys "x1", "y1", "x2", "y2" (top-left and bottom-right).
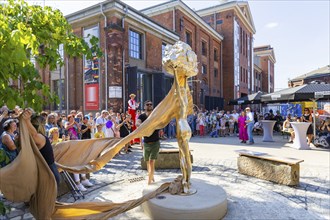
[{"x1": 162, "y1": 41, "x2": 198, "y2": 192}]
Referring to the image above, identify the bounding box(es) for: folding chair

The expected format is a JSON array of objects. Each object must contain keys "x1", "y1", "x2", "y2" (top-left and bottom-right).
[{"x1": 60, "y1": 171, "x2": 85, "y2": 201}]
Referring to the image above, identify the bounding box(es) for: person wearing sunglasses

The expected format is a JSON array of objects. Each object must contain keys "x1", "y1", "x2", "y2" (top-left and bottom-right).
[{"x1": 136, "y1": 101, "x2": 159, "y2": 185}]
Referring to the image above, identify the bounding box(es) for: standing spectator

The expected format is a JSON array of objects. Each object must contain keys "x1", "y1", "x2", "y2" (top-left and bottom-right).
[
  {"x1": 65, "y1": 114, "x2": 79, "y2": 140},
  {"x1": 136, "y1": 101, "x2": 160, "y2": 185},
  {"x1": 302, "y1": 108, "x2": 313, "y2": 146},
  {"x1": 245, "y1": 107, "x2": 255, "y2": 144},
  {"x1": 95, "y1": 110, "x2": 108, "y2": 134},
  {"x1": 231, "y1": 110, "x2": 239, "y2": 134},
  {"x1": 57, "y1": 117, "x2": 66, "y2": 138},
  {"x1": 45, "y1": 114, "x2": 57, "y2": 136},
  {"x1": 117, "y1": 114, "x2": 132, "y2": 153},
  {"x1": 238, "y1": 111, "x2": 248, "y2": 143},
  {"x1": 127, "y1": 93, "x2": 140, "y2": 145},
  {"x1": 167, "y1": 118, "x2": 176, "y2": 139},
  {"x1": 228, "y1": 115, "x2": 235, "y2": 136},
  {"x1": 81, "y1": 116, "x2": 92, "y2": 140},
  {"x1": 198, "y1": 113, "x2": 205, "y2": 137}
]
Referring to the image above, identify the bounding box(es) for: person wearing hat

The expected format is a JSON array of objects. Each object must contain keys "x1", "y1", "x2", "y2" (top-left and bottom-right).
[
  {"x1": 95, "y1": 110, "x2": 108, "y2": 134},
  {"x1": 128, "y1": 93, "x2": 140, "y2": 144},
  {"x1": 245, "y1": 107, "x2": 255, "y2": 144}
]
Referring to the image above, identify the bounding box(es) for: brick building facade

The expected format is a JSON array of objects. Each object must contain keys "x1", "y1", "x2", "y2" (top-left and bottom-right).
[
  {"x1": 59, "y1": 0, "x2": 179, "y2": 112},
  {"x1": 46, "y1": 0, "x2": 275, "y2": 112},
  {"x1": 141, "y1": 0, "x2": 224, "y2": 110},
  {"x1": 196, "y1": 1, "x2": 256, "y2": 108},
  {"x1": 253, "y1": 45, "x2": 276, "y2": 93}
]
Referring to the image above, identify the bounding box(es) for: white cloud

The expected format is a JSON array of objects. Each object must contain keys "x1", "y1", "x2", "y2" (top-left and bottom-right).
[{"x1": 265, "y1": 22, "x2": 279, "y2": 29}]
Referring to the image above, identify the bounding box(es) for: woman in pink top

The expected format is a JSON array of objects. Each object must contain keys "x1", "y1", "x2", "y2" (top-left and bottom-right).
[{"x1": 238, "y1": 111, "x2": 248, "y2": 143}]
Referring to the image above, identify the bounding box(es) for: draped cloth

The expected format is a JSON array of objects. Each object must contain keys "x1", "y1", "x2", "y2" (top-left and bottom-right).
[{"x1": 0, "y1": 84, "x2": 192, "y2": 219}]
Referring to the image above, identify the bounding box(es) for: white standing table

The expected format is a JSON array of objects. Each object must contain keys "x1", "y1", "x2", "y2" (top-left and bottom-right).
[
  {"x1": 261, "y1": 120, "x2": 276, "y2": 142},
  {"x1": 290, "y1": 122, "x2": 311, "y2": 150}
]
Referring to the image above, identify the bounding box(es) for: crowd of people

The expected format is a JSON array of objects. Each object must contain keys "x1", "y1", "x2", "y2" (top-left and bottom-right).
[{"x1": 1, "y1": 101, "x2": 329, "y2": 189}]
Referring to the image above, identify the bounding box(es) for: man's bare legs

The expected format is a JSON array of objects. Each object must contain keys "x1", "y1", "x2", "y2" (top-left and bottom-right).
[{"x1": 147, "y1": 160, "x2": 155, "y2": 184}]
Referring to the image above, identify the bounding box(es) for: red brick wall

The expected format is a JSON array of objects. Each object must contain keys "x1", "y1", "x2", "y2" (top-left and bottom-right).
[
  {"x1": 150, "y1": 11, "x2": 174, "y2": 31},
  {"x1": 146, "y1": 32, "x2": 162, "y2": 71}
]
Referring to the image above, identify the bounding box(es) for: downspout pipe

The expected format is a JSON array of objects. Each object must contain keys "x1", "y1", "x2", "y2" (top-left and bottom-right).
[
  {"x1": 66, "y1": 57, "x2": 69, "y2": 114},
  {"x1": 122, "y1": 5, "x2": 128, "y2": 111},
  {"x1": 101, "y1": 4, "x2": 108, "y2": 110}
]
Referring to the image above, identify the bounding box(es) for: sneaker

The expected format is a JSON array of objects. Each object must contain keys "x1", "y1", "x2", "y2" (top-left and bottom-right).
[
  {"x1": 81, "y1": 179, "x2": 94, "y2": 187},
  {"x1": 77, "y1": 183, "x2": 87, "y2": 192},
  {"x1": 127, "y1": 149, "x2": 132, "y2": 152}
]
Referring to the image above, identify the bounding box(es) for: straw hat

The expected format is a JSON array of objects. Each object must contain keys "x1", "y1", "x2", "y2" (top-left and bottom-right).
[{"x1": 129, "y1": 93, "x2": 136, "y2": 98}]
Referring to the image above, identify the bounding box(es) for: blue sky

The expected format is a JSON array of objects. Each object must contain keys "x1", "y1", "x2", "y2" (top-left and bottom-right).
[{"x1": 27, "y1": 0, "x2": 330, "y2": 91}]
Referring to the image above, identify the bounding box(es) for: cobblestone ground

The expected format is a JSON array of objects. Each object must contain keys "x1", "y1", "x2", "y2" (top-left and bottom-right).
[{"x1": 1, "y1": 135, "x2": 329, "y2": 219}]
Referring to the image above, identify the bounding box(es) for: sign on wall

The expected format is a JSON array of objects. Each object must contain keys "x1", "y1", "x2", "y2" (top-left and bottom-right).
[
  {"x1": 83, "y1": 25, "x2": 99, "y2": 110},
  {"x1": 109, "y1": 86, "x2": 122, "y2": 98}
]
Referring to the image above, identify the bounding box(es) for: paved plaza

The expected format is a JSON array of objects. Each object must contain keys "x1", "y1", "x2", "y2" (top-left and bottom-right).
[{"x1": 1, "y1": 134, "x2": 330, "y2": 220}]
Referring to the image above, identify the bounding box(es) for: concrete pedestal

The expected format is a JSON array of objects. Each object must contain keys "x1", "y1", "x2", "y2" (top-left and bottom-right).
[{"x1": 141, "y1": 178, "x2": 227, "y2": 220}]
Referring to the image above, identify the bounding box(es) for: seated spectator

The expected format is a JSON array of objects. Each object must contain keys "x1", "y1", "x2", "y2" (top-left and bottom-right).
[
  {"x1": 283, "y1": 115, "x2": 295, "y2": 143},
  {"x1": 253, "y1": 120, "x2": 263, "y2": 135},
  {"x1": 0, "y1": 119, "x2": 19, "y2": 168},
  {"x1": 274, "y1": 110, "x2": 284, "y2": 132},
  {"x1": 210, "y1": 124, "x2": 219, "y2": 138}
]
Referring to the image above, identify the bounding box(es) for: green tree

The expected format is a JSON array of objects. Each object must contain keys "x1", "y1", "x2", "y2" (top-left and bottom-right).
[{"x1": 0, "y1": 0, "x2": 102, "y2": 111}]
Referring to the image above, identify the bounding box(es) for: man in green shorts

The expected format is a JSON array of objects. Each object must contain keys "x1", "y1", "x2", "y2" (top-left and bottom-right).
[{"x1": 136, "y1": 100, "x2": 160, "y2": 184}]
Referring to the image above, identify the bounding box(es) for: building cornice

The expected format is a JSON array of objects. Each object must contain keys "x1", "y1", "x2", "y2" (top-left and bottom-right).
[
  {"x1": 254, "y1": 64, "x2": 262, "y2": 72},
  {"x1": 196, "y1": 1, "x2": 256, "y2": 34},
  {"x1": 141, "y1": 0, "x2": 224, "y2": 41},
  {"x1": 65, "y1": 0, "x2": 179, "y2": 42},
  {"x1": 254, "y1": 49, "x2": 276, "y2": 63}
]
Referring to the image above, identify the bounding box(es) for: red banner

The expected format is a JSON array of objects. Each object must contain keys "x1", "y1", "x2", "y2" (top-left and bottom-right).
[{"x1": 85, "y1": 84, "x2": 99, "y2": 110}]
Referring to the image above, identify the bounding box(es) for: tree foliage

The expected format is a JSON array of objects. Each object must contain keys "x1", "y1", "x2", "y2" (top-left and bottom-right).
[{"x1": 0, "y1": 0, "x2": 102, "y2": 111}]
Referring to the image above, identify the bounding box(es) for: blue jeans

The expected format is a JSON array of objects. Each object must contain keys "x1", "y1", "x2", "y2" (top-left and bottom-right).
[
  {"x1": 49, "y1": 163, "x2": 61, "y2": 187},
  {"x1": 247, "y1": 123, "x2": 254, "y2": 143},
  {"x1": 168, "y1": 125, "x2": 175, "y2": 138}
]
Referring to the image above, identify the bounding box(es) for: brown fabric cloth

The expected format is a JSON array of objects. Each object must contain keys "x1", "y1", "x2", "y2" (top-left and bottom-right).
[
  {"x1": 0, "y1": 83, "x2": 192, "y2": 219},
  {"x1": 0, "y1": 118, "x2": 170, "y2": 219},
  {"x1": 52, "y1": 183, "x2": 170, "y2": 219},
  {"x1": 0, "y1": 117, "x2": 57, "y2": 219}
]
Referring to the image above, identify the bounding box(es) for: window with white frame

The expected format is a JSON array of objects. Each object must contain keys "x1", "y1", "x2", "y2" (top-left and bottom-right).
[{"x1": 129, "y1": 30, "x2": 142, "y2": 59}]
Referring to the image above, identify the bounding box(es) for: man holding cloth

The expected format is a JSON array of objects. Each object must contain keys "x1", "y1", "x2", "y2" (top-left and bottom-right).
[{"x1": 136, "y1": 101, "x2": 159, "y2": 184}]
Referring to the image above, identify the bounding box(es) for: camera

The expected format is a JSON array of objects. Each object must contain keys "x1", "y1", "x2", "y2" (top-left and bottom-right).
[{"x1": 8, "y1": 110, "x2": 15, "y2": 114}]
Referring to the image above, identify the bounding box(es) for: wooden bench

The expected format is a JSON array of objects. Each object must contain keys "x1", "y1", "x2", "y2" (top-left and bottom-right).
[
  {"x1": 236, "y1": 150, "x2": 304, "y2": 186},
  {"x1": 141, "y1": 148, "x2": 193, "y2": 170}
]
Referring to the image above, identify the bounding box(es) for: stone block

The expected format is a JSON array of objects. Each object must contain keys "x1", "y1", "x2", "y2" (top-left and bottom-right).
[
  {"x1": 141, "y1": 149, "x2": 193, "y2": 170},
  {"x1": 237, "y1": 155, "x2": 300, "y2": 186}
]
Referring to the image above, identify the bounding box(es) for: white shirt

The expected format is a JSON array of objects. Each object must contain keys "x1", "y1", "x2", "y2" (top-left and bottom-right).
[
  {"x1": 128, "y1": 99, "x2": 139, "y2": 110},
  {"x1": 105, "y1": 124, "x2": 115, "y2": 138},
  {"x1": 247, "y1": 112, "x2": 254, "y2": 125},
  {"x1": 95, "y1": 116, "x2": 107, "y2": 133},
  {"x1": 231, "y1": 113, "x2": 239, "y2": 121}
]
